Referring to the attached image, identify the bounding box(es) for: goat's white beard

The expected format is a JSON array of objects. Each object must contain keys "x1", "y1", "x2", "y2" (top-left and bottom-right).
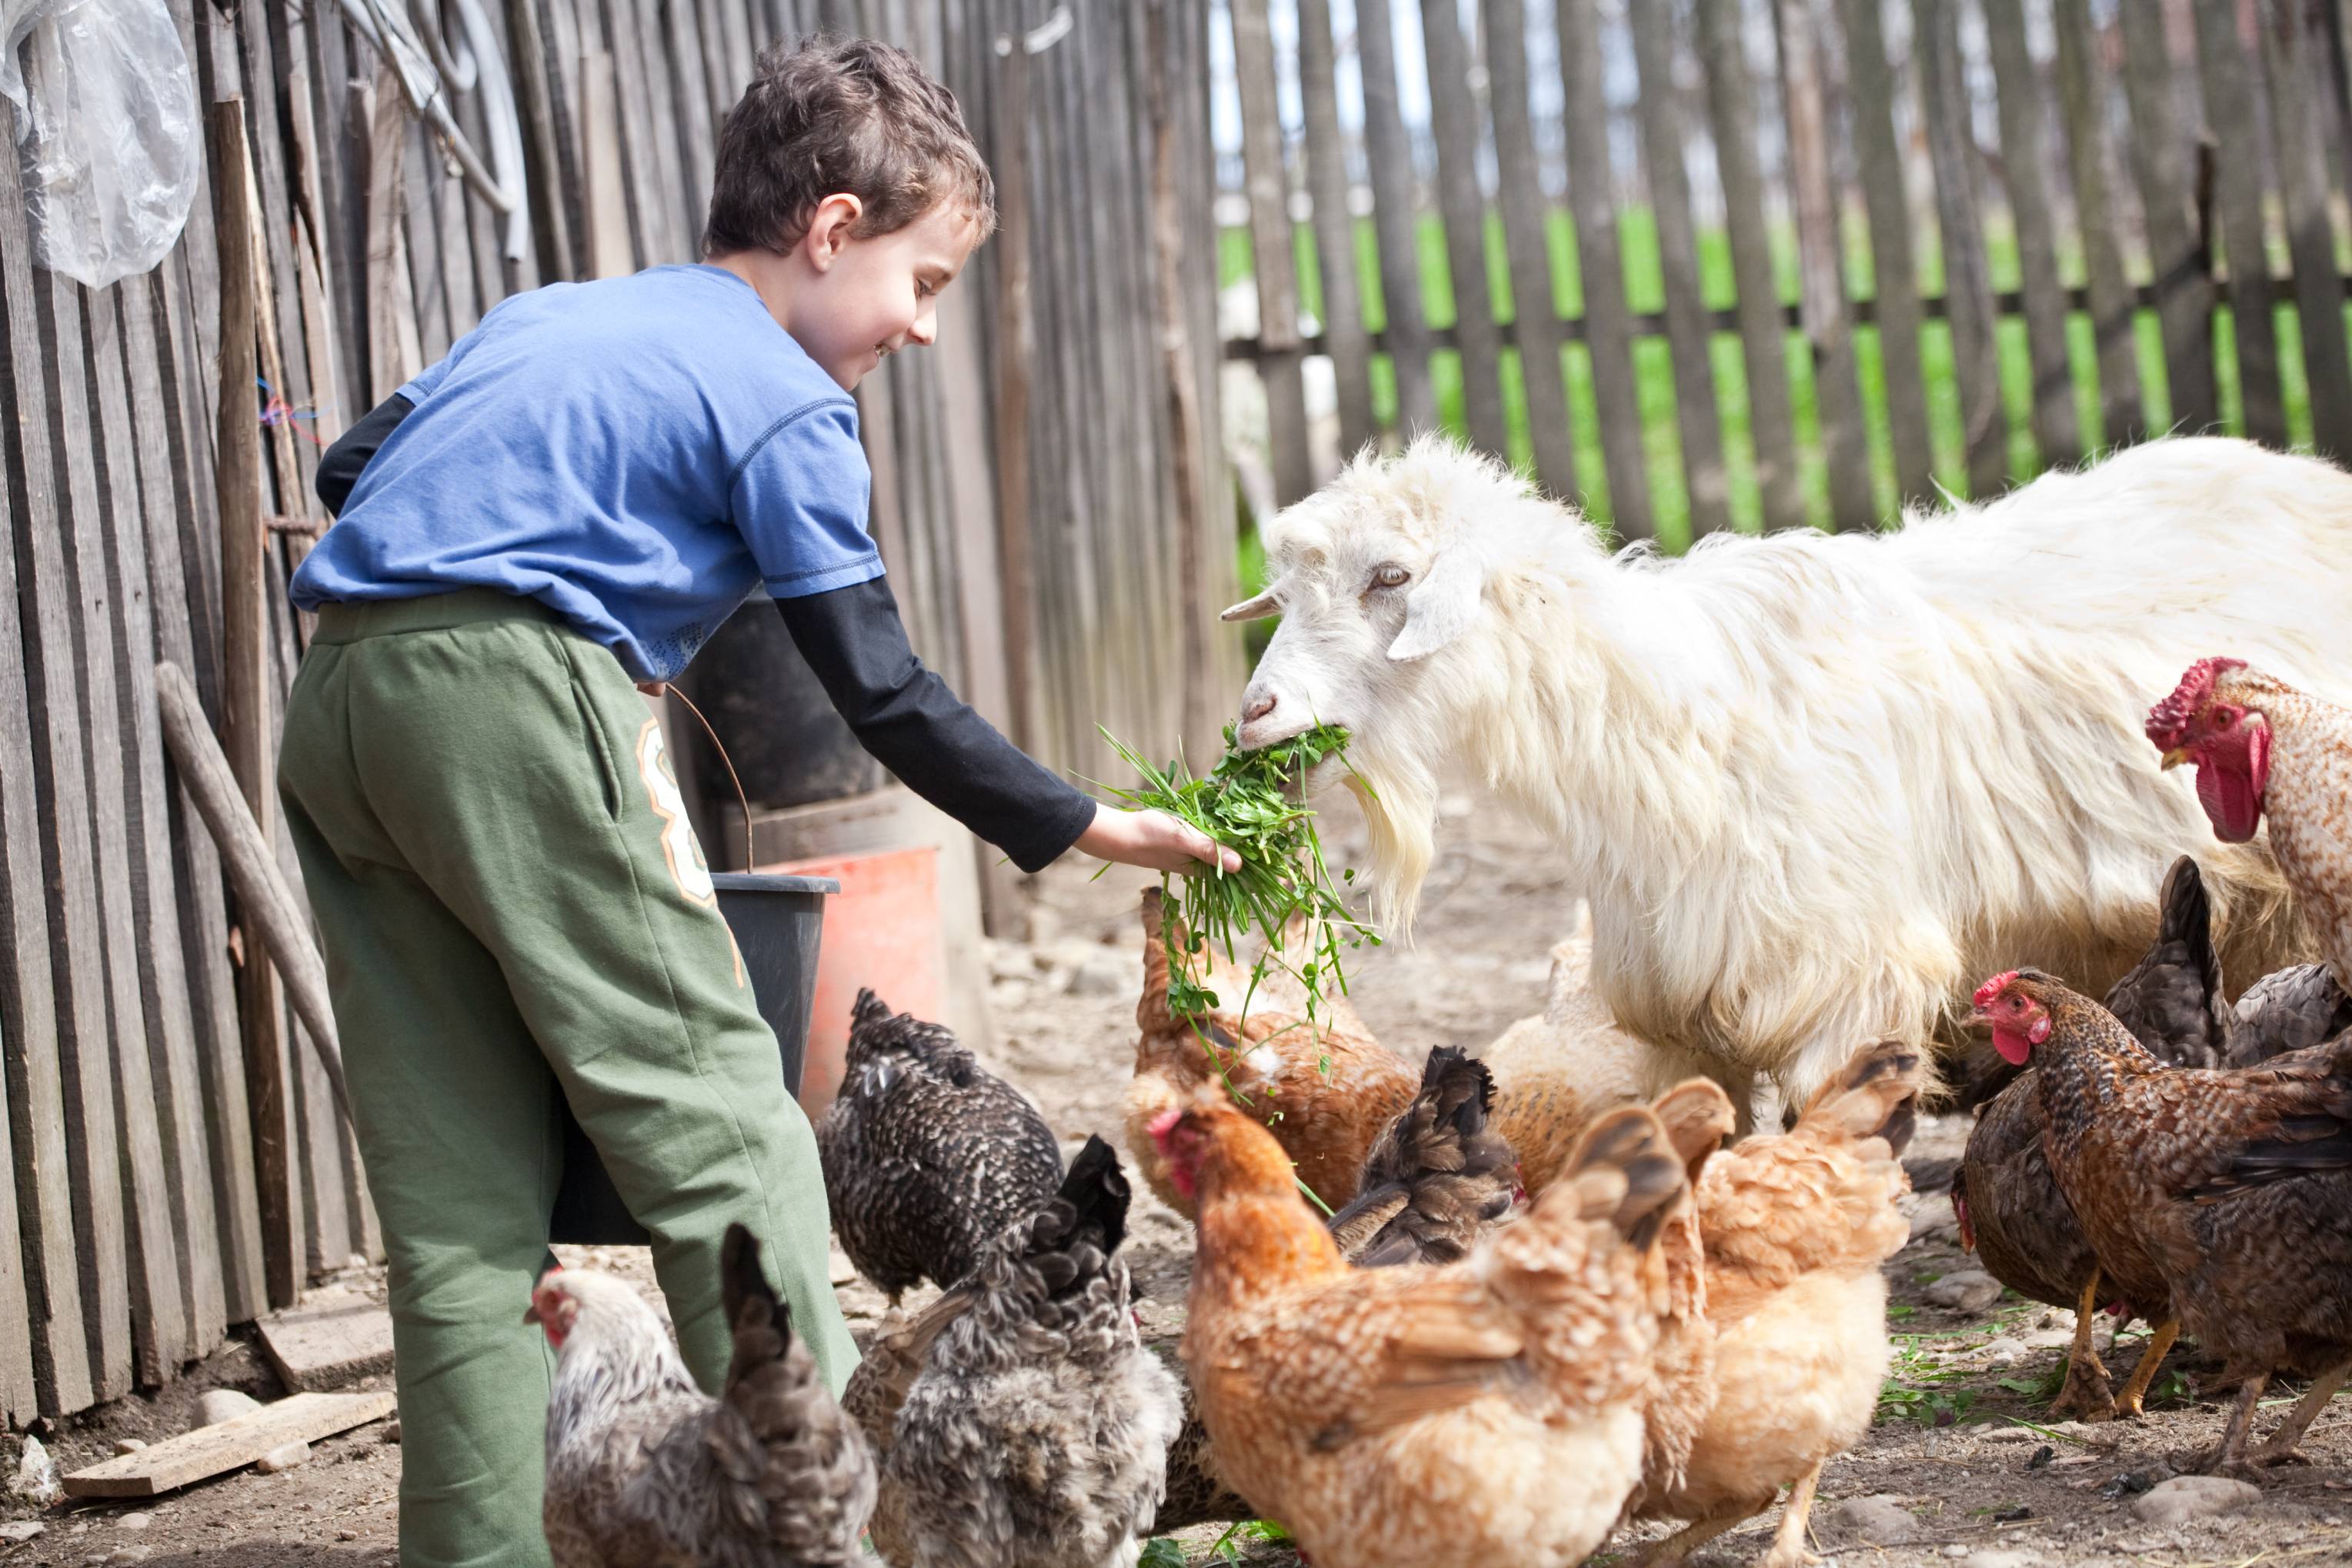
[{"x1": 1343, "y1": 747, "x2": 1440, "y2": 940}]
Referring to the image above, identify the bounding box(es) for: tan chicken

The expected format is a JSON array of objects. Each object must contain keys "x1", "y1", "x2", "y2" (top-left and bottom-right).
[
  {"x1": 1126, "y1": 891, "x2": 1661, "y2": 1211},
  {"x1": 1631, "y1": 1079, "x2": 1737, "y2": 1515},
  {"x1": 1153, "y1": 1089, "x2": 1688, "y2": 1568},
  {"x1": 2149, "y1": 657, "x2": 2351, "y2": 983},
  {"x1": 1633, "y1": 1039, "x2": 1927, "y2": 1568},
  {"x1": 531, "y1": 1225, "x2": 875, "y2": 1567},
  {"x1": 1126, "y1": 888, "x2": 1413, "y2": 1212}
]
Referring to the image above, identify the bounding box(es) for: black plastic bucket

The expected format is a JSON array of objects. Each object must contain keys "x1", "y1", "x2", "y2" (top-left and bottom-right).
[{"x1": 547, "y1": 872, "x2": 839, "y2": 1246}]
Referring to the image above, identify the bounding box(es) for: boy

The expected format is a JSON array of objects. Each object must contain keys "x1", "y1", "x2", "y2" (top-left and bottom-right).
[{"x1": 280, "y1": 36, "x2": 1230, "y2": 1568}]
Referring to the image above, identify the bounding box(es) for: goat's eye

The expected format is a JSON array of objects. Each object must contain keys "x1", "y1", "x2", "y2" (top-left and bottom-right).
[{"x1": 1370, "y1": 565, "x2": 1411, "y2": 590}]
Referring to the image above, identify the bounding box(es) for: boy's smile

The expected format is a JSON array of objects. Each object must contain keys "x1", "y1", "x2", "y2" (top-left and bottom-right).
[{"x1": 719, "y1": 195, "x2": 985, "y2": 392}]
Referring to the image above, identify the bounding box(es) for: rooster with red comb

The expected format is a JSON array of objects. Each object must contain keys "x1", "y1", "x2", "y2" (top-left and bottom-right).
[{"x1": 2149, "y1": 659, "x2": 2352, "y2": 991}]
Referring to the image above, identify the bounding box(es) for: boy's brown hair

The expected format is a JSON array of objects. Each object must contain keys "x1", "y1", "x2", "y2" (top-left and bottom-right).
[{"x1": 702, "y1": 35, "x2": 996, "y2": 257}]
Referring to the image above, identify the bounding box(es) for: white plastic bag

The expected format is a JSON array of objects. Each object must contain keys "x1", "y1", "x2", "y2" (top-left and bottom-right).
[{"x1": 2, "y1": 0, "x2": 198, "y2": 289}]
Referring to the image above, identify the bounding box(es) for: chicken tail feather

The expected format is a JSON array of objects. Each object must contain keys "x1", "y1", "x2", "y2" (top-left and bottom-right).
[
  {"x1": 2158, "y1": 856, "x2": 2225, "y2": 1006},
  {"x1": 1561, "y1": 1105, "x2": 1686, "y2": 1252},
  {"x1": 1650, "y1": 1079, "x2": 1736, "y2": 1186},
  {"x1": 717, "y1": 1223, "x2": 807, "y2": 1439},
  {"x1": 1056, "y1": 1133, "x2": 1133, "y2": 1257},
  {"x1": 1799, "y1": 1037, "x2": 1928, "y2": 1156}
]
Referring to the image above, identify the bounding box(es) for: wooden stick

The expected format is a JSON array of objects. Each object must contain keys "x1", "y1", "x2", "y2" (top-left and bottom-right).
[
  {"x1": 63, "y1": 1390, "x2": 395, "y2": 1499},
  {"x1": 991, "y1": 30, "x2": 1038, "y2": 751},
  {"x1": 212, "y1": 98, "x2": 299, "y2": 1313},
  {"x1": 1146, "y1": 0, "x2": 1216, "y2": 761},
  {"x1": 153, "y1": 661, "x2": 351, "y2": 1129}
]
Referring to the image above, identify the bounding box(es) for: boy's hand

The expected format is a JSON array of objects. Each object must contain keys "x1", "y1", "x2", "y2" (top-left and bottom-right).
[{"x1": 1074, "y1": 803, "x2": 1241, "y2": 875}]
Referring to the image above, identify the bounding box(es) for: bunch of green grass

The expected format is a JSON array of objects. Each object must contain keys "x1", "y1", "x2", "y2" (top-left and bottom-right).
[{"x1": 1095, "y1": 722, "x2": 1378, "y2": 1030}]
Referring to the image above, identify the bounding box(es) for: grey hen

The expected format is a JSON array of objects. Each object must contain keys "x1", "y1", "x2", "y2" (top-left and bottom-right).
[
  {"x1": 1325, "y1": 1045, "x2": 1523, "y2": 1266},
  {"x1": 535, "y1": 1225, "x2": 876, "y2": 1566},
  {"x1": 858, "y1": 1135, "x2": 1184, "y2": 1568},
  {"x1": 2226, "y1": 962, "x2": 2352, "y2": 1067},
  {"x1": 818, "y1": 989, "x2": 1064, "y2": 1300}
]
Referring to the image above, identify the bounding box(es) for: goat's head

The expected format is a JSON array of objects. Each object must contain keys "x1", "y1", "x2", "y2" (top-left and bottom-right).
[{"x1": 1224, "y1": 438, "x2": 1566, "y2": 932}]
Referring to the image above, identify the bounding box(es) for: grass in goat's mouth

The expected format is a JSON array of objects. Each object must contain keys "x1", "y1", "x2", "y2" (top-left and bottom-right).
[{"x1": 1095, "y1": 722, "x2": 1377, "y2": 1027}]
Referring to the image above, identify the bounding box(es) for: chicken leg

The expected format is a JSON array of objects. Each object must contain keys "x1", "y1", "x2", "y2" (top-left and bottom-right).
[
  {"x1": 2111, "y1": 1319, "x2": 2180, "y2": 1420},
  {"x1": 2050, "y1": 1273, "x2": 2116, "y2": 1421},
  {"x1": 1755, "y1": 1462, "x2": 1825, "y2": 1568},
  {"x1": 2197, "y1": 1371, "x2": 2271, "y2": 1476},
  {"x1": 1633, "y1": 1499, "x2": 1770, "y2": 1568},
  {"x1": 2248, "y1": 1354, "x2": 2352, "y2": 1466}
]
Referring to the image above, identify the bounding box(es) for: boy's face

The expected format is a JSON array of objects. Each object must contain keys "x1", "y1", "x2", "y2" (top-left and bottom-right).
[{"x1": 794, "y1": 197, "x2": 983, "y2": 390}]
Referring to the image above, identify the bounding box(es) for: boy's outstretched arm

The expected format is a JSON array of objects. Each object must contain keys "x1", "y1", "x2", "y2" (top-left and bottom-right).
[{"x1": 778, "y1": 579, "x2": 1235, "y2": 876}]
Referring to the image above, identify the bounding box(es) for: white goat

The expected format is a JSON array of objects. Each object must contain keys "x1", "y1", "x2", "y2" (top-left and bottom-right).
[{"x1": 1227, "y1": 435, "x2": 2352, "y2": 1108}]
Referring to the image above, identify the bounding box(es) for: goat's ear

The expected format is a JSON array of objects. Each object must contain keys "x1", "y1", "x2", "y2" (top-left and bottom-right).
[
  {"x1": 1386, "y1": 548, "x2": 1482, "y2": 662},
  {"x1": 1220, "y1": 582, "x2": 1283, "y2": 622}
]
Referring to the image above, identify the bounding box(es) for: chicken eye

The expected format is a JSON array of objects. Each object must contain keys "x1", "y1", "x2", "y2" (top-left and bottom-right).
[{"x1": 1370, "y1": 565, "x2": 1411, "y2": 591}]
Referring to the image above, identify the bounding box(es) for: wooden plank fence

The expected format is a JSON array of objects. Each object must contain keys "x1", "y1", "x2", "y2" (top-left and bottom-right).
[
  {"x1": 1218, "y1": 0, "x2": 2352, "y2": 542},
  {"x1": 2, "y1": 0, "x2": 1237, "y2": 1422}
]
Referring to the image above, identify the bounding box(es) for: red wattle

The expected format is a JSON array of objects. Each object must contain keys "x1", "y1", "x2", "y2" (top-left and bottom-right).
[
  {"x1": 1991, "y1": 1026, "x2": 2035, "y2": 1066},
  {"x1": 2193, "y1": 722, "x2": 2270, "y2": 844}
]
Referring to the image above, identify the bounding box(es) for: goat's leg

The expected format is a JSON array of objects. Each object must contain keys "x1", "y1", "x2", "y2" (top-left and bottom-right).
[
  {"x1": 2050, "y1": 1273, "x2": 2116, "y2": 1421},
  {"x1": 1754, "y1": 1463, "x2": 1825, "y2": 1568},
  {"x1": 1712, "y1": 1065, "x2": 1763, "y2": 1138},
  {"x1": 1633, "y1": 1497, "x2": 1770, "y2": 1568},
  {"x1": 2197, "y1": 1371, "x2": 2270, "y2": 1476},
  {"x1": 2112, "y1": 1318, "x2": 2180, "y2": 1420},
  {"x1": 2250, "y1": 1355, "x2": 2352, "y2": 1466}
]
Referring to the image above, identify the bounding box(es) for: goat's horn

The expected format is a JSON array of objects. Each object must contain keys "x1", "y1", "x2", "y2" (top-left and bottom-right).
[{"x1": 1220, "y1": 588, "x2": 1281, "y2": 622}]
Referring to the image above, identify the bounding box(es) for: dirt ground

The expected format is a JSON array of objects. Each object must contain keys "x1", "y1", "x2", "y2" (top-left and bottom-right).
[{"x1": 6, "y1": 786, "x2": 2350, "y2": 1566}]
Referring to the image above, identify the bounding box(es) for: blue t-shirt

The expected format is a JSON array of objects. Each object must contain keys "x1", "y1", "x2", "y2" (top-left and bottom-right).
[{"x1": 289, "y1": 265, "x2": 883, "y2": 681}]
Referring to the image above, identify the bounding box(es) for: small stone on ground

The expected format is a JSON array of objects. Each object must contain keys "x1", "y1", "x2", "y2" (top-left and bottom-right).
[
  {"x1": 115, "y1": 1513, "x2": 151, "y2": 1530},
  {"x1": 2130, "y1": 1475, "x2": 2261, "y2": 1525},
  {"x1": 1830, "y1": 1494, "x2": 1925, "y2": 1545},
  {"x1": 193, "y1": 1389, "x2": 263, "y2": 1430},
  {"x1": 254, "y1": 1440, "x2": 312, "y2": 1475},
  {"x1": 1923, "y1": 1269, "x2": 2003, "y2": 1312}
]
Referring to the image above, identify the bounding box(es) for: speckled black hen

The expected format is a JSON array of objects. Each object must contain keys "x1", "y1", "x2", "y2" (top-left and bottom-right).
[
  {"x1": 854, "y1": 1136, "x2": 1184, "y2": 1568},
  {"x1": 816, "y1": 989, "x2": 1064, "y2": 1300}
]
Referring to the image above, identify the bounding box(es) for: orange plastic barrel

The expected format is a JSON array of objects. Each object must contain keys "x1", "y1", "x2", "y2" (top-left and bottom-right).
[{"x1": 760, "y1": 843, "x2": 942, "y2": 1119}]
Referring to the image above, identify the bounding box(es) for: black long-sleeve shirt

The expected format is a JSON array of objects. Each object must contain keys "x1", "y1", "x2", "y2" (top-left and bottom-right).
[{"x1": 315, "y1": 396, "x2": 1095, "y2": 872}]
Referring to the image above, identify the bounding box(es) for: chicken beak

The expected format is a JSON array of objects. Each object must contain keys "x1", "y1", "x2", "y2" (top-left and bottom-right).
[
  {"x1": 2160, "y1": 747, "x2": 2191, "y2": 771},
  {"x1": 522, "y1": 1303, "x2": 540, "y2": 1326}
]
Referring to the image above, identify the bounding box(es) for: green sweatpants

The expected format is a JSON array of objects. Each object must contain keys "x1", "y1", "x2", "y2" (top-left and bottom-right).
[{"x1": 278, "y1": 591, "x2": 859, "y2": 1568}]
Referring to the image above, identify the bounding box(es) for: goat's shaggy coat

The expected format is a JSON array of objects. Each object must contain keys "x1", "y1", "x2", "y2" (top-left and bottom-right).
[{"x1": 1237, "y1": 436, "x2": 2352, "y2": 1103}]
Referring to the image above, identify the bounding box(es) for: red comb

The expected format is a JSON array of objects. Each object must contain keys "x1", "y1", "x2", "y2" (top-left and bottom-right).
[
  {"x1": 2145, "y1": 657, "x2": 2246, "y2": 749},
  {"x1": 1972, "y1": 970, "x2": 2020, "y2": 1009}
]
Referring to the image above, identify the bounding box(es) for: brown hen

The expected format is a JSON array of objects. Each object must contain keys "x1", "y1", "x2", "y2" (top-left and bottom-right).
[
  {"x1": 1158, "y1": 1089, "x2": 1688, "y2": 1568},
  {"x1": 1975, "y1": 969, "x2": 2352, "y2": 1472},
  {"x1": 1126, "y1": 890, "x2": 1660, "y2": 1211}
]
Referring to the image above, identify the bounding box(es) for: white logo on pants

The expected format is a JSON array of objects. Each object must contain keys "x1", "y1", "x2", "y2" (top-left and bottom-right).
[{"x1": 636, "y1": 719, "x2": 714, "y2": 905}]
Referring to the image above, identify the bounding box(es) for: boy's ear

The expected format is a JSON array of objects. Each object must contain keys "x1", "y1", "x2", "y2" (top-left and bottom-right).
[{"x1": 805, "y1": 193, "x2": 863, "y2": 269}]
